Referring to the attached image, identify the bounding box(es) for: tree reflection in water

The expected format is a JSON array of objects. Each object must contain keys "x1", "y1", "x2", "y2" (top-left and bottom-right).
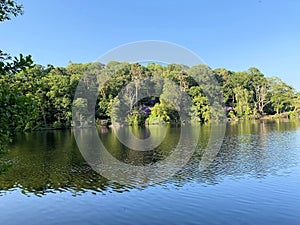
[{"x1": 0, "y1": 119, "x2": 300, "y2": 196}]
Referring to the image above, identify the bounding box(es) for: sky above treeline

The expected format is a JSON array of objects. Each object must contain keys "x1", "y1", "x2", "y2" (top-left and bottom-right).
[{"x1": 1, "y1": 0, "x2": 300, "y2": 90}]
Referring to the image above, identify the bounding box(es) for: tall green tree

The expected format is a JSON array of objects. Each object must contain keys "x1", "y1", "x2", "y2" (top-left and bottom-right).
[
  {"x1": 233, "y1": 87, "x2": 252, "y2": 118},
  {"x1": 189, "y1": 86, "x2": 210, "y2": 122},
  {"x1": 248, "y1": 68, "x2": 270, "y2": 115},
  {"x1": 269, "y1": 77, "x2": 295, "y2": 114},
  {"x1": 0, "y1": 0, "x2": 34, "y2": 151}
]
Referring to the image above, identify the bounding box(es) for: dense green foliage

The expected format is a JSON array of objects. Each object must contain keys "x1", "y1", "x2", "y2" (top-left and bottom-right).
[
  {"x1": 1, "y1": 60, "x2": 300, "y2": 152},
  {"x1": 1, "y1": 61, "x2": 300, "y2": 130},
  {"x1": 1, "y1": 0, "x2": 33, "y2": 151}
]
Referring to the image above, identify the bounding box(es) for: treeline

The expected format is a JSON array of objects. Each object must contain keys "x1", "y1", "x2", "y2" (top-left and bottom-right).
[{"x1": 1, "y1": 61, "x2": 300, "y2": 149}]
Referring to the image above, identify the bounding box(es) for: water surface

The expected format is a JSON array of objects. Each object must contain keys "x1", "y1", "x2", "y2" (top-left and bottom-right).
[{"x1": 0, "y1": 120, "x2": 300, "y2": 225}]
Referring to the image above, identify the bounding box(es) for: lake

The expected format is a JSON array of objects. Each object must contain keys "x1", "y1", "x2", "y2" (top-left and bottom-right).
[{"x1": 1, "y1": 120, "x2": 300, "y2": 225}]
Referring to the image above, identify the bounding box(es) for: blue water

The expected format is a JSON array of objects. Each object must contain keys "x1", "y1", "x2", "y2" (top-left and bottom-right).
[{"x1": 0, "y1": 120, "x2": 300, "y2": 225}]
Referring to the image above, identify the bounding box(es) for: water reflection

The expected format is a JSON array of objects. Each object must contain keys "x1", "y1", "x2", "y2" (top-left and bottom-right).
[
  {"x1": 196, "y1": 119, "x2": 300, "y2": 184},
  {"x1": 0, "y1": 119, "x2": 300, "y2": 196},
  {"x1": 74, "y1": 125, "x2": 200, "y2": 186}
]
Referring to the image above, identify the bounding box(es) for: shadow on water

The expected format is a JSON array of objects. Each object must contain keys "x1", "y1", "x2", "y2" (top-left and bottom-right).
[{"x1": 0, "y1": 119, "x2": 300, "y2": 196}]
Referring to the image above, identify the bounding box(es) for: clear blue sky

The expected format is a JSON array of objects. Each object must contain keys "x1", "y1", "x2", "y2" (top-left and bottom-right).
[{"x1": 1, "y1": 0, "x2": 300, "y2": 90}]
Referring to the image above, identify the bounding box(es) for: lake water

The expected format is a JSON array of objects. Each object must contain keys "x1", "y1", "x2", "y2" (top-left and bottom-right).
[{"x1": 1, "y1": 120, "x2": 300, "y2": 225}]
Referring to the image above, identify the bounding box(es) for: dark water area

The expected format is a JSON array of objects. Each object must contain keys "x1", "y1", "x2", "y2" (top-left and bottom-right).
[{"x1": 0, "y1": 120, "x2": 300, "y2": 225}]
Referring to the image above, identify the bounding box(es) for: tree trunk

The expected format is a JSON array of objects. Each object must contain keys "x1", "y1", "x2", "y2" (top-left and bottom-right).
[
  {"x1": 135, "y1": 79, "x2": 139, "y2": 106},
  {"x1": 40, "y1": 105, "x2": 47, "y2": 127}
]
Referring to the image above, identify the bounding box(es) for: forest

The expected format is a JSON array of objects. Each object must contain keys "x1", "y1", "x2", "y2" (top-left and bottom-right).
[
  {"x1": 1, "y1": 0, "x2": 300, "y2": 152},
  {"x1": 1, "y1": 60, "x2": 300, "y2": 151}
]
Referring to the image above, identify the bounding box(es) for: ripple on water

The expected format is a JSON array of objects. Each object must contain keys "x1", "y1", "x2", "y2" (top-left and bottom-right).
[{"x1": 0, "y1": 121, "x2": 300, "y2": 224}]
